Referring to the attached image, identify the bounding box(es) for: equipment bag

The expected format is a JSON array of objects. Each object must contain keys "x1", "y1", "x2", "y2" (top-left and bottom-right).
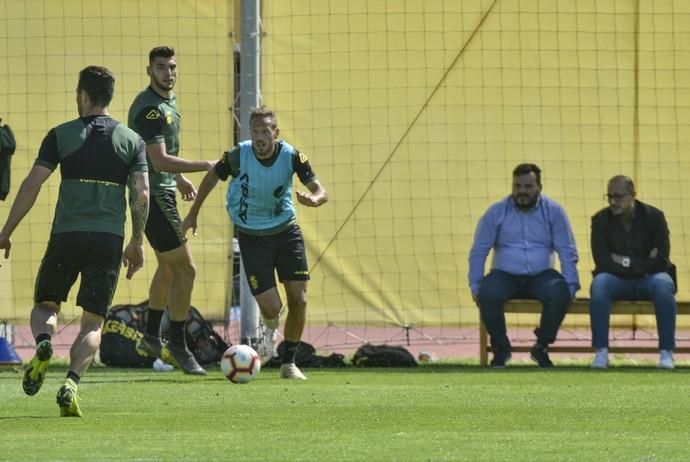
[
  {"x1": 352, "y1": 343, "x2": 418, "y2": 367},
  {"x1": 100, "y1": 301, "x2": 229, "y2": 368},
  {"x1": 161, "y1": 306, "x2": 229, "y2": 366},
  {"x1": 100, "y1": 301, "x2": 154, "y2": 368},
  {"x1": 263, "y1": 341, "x2": 347, "y2": 368}
]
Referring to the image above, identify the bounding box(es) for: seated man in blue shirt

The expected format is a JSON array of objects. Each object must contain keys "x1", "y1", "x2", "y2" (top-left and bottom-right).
[
  {"x1": 468, "y1": 163, "x2": 580, "y2": 367},
  {"x1": 589, "y1": 175, "x2": 676, "y2": 370}
]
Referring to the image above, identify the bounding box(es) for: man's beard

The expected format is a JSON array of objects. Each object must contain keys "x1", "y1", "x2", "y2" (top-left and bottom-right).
[{"x1": 514, "y1": 195, "x2": 537, "y2": 210}]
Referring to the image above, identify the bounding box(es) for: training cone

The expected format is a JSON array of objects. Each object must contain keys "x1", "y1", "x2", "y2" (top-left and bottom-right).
[{"x1": 0, "y1": 337, "x2": 22, "y2": 365}]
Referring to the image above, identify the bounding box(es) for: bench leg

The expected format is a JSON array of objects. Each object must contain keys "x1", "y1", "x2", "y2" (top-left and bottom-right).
[{"x1": 479, "y1": 321, "x2": 488, "y2": 366}]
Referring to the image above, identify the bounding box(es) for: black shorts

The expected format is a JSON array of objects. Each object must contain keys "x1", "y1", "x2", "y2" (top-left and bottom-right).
[
  {"x1": 238, "y1": 224, "x2": 309, "y2": 295},
  {"x1": 34, "y1": 232, "x2": 124, "y2": 317},
  {"x1": 146, "y1": 189, "x2": 186, "y2": 252}
]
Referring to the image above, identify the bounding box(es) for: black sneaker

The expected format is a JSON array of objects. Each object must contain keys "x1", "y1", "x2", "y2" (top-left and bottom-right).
[
  {"x1": 136, "y1": 334, "x2": 164, "y2": 358},
  {"x1": 167, "y1": 344, "x2": 207, "y2": 376},
  {"x1": 530, "y1": 344, "x2": 554, "y2": 368},
  {"x1": 490, "y1": 348, "x2": 512, "y2": 368}
]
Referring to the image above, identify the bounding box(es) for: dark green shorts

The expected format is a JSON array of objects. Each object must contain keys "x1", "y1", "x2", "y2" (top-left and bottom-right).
[
  {"x1": 146, "y1": 189, "x2": 186, "y2": 252},
  {"x1": 34, "y1": 231, "x2": 124, "y2": 317},
  {"x1": 238, "y1": 224, "x2": 309, "y2": 295}
]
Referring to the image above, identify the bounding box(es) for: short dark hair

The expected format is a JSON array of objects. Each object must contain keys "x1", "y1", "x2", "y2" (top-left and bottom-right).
[
  {"x1": 149, "y1": 46, "x2": 175, "y2": 63},
  {"x1": 249, "y1": 106, "x2": 278, "y2": 128},
  {"x1": 513, "y1": 163, "x2": 542, "y2": 186},
  {"x1": 78, "y1": 66, "x2": 115, "y2": 108}
]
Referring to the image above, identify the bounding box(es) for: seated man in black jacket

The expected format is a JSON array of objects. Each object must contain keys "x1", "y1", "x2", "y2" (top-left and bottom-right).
[{"x1": 589, "y1": 175, "x2": 676, "y2": 369}]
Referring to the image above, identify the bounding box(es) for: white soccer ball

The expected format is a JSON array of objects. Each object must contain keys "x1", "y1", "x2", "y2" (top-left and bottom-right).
[{"x1": 220, "y1": 344, "x2": 261, "y2": 384}]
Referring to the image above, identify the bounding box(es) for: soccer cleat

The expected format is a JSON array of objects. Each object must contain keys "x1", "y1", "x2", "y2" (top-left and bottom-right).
[
  {"x1": 530, "y1": 344, "x2": 554, "y2": 368},
  {"x1": 136, "y1": 334, "x2": 165, "y2": 358},
  {"x1": 490, "y1": 348, "x2": 512, "y2": 368},
  {"x1": 658, "y1": 350, "x2": 674, "y2": 370},
  {"x1": 56, "y1": 379, "x2": 82, "y2": 417},
  {"x1": 255, "y1": 326, "x2": 279, "y2": 364},
  {"x1": 261, "y1": 315, "x2": 280, "y2": 331},
  {"x1": 167, "y1": 344, "x2": 207, "y2": 375},
  {"x1": 590, "y1": 348, "x2": 609, "y2": 369},
  {"x1": 22, "y1": 339, "x2": 53, "y2": 396},
  {"x1": 280, "y1": 363, "x2": 307, "y2": 380}
]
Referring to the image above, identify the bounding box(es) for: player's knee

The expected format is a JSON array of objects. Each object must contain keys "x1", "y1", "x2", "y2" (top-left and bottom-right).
[
  {"x1": 34, "y1": 301, "x2": 60, "y2": 314},
  {"x1": 287, "y1": 292, "x2": 307, "y2": 312},
  {"x1": 172, "y1": 262, "x2": 196, "y2": 286}
]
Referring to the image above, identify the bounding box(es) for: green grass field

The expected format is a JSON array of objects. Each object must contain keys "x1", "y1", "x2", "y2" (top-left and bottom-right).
[{"x1": 1, "y1": 362, "x2": 689, "y2": 462}]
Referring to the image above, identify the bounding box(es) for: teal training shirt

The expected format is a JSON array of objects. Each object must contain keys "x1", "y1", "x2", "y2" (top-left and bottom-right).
[{"x1": 226, "y1": 140, "x2": 299, "y2": 234}]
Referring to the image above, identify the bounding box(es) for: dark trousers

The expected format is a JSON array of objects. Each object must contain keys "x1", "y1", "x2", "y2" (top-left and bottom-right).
[{"x1": 477, "y1": 269, "x2": 571, "y2": 350}]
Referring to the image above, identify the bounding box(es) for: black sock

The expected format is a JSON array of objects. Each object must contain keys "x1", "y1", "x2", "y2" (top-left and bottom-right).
[
  {"x1": 67, "y1": 370, "x2": 80, "y2": 385},
  {"x1": 169, "y1": 320, "x2": 186, "y2": 347},
  {"x1": 281, "y1": 341, "x2": 300, "y2": 365},
  {"x1": 35, "y1": 333, "x2": 51, "y2": 344},
  {"x1": 146, "y1": 308, "x2": 164, "y2": 337}
]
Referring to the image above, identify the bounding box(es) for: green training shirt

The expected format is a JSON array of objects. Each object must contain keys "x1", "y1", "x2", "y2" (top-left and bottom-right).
[
  {"x1": 127, "y1": 86, "x2": 180, "y2": 192},
  {"x1": 35, "y1": 115, "x2": 148, "y2": 236}
]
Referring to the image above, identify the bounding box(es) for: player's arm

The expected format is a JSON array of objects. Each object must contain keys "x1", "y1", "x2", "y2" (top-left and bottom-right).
[
  {"x1": 0, "y1": 129, "x2": 57, "y2": 259},
  {"x1": 182, "y1": 149, "x2": 236, "y2": 237},
  {"x1": 182, "y1": 169, "x2": 220, "y2": 237},
  {"x1": 122, "y1": 170, "x2": 150, "y2": 279},
  {"x1": 133, "y1": 106, "x2": 212, "y2": 173},
  {"x1": 128, "y1": 170, "x2": 149, "y2": 243},
  {"x1": 175, "y1": 173, "x2": 198, "y2": 201},
  {"x1": 0, "y1": 165, "x2": 52, "y2": 259},
  {"x1": 146, "y1": 141, "x2": 213, "y2": 173},
  {"x1": 297, "y1": 179, "x2": 328, "y2": 207},
  {"x1": 293, "y1": 150, "x2": 328, "y2": 207}
]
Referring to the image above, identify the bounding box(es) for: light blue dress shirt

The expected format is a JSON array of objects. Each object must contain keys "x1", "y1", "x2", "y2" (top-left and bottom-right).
[{"x1": 468, "y1": 194, "x2": 580, "y2": 297}]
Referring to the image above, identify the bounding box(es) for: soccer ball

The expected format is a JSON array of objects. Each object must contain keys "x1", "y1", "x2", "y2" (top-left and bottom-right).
[{"x1": 220, "y1": 345, "x2": 261, "y2": 384}]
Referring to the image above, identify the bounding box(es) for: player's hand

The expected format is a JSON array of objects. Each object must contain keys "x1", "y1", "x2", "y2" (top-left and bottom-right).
[
  {"x1": 0, "y1": 232, "x2": 11, "y2": 262},
  {"x1": 176, "y1": 175, "x2": 197, "y2": 201},
  {"x1": 122, "y1": 239, "x2": 144, "y2": 279},
  {"x1": 182, "y1": 213, "x2": 198, "y2": 238},
  {"x1": 296, "y1": 191, "x2": 321, "y2": 207}
]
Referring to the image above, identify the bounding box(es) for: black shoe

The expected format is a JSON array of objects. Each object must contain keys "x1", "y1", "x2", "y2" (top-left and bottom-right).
[
  {"x1": 530, "y1": 344, "x2": 554, "y2": 368},
  {"x1": 490, "y1": 348, "x2": 512, "y2": 368},
  {"x1": 167, "y1": 344, "x2": 207, "y2": 376},
  {"x1": 136, "y1": 334, "x2": 164, "y2": 358}
]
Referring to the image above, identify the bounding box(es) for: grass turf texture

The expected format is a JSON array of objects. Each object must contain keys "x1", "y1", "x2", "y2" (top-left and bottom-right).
[{"x1": 1, "y1": 362, "x2": 689, "y2": 461}]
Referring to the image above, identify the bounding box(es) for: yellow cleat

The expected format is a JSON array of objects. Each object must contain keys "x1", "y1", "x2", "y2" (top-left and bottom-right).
[
  {"x1": 56, "y1": 379, "x2": 82, "y2": 417},
  {"x1": 22, "y1": 339, "x2": 52, "y2": 396}
]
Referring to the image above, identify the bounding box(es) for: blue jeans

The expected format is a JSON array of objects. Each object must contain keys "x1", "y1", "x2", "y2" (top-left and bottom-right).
[
  {"x1": 589, "y1": 272, "x2": 676, "y2": 351},
  {"x1": 477, "y1": 269, "x2": 571, "y2": 350}
]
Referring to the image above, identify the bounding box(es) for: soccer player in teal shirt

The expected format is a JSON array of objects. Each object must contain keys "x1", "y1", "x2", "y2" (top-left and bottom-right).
[{"x1": 182, "y1": 106, "x2": 328, "y2": 380}]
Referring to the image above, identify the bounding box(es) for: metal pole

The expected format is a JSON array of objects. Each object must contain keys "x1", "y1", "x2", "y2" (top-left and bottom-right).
[{"x1": 238, "y1": 0, "x2": 261, "y2": 345}]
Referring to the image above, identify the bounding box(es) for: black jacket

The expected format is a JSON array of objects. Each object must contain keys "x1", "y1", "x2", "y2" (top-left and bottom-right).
[
  {"x1": 0, "y1": 122, "x2": 16, "y2": 201},
  {"x1": 591, "y1": 200, "x2": 675, "y2": 286}
]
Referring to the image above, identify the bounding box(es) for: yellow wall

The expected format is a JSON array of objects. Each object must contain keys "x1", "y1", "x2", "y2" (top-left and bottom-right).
[
  {"x1": 261, "y1": 0, "x2": 690, "y2": 329},
  {"x1": 1, "y1": 0, "x2": 689, "y2": 332},
  {"x1": 0, "y1": 0, "x2": 234, "y2": 321}
]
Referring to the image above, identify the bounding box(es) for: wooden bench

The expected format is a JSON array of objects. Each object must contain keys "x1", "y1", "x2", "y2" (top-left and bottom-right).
[{"x1": 479, "y1": 298, "x2": 690, "y2": 366}]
